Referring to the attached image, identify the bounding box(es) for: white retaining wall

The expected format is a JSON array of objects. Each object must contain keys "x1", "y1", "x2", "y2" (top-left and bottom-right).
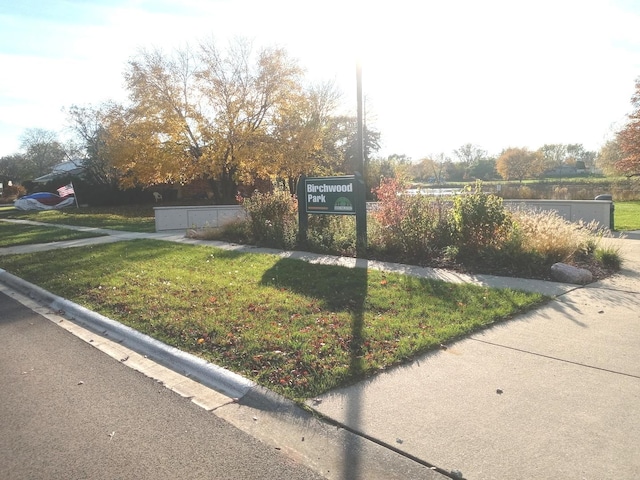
[
  {"x1": 502, "y1": 199, "x2": 613, "y2": 229},
  {"x1": 154, "y1": 205, "x2": 246, "y2": 233},
  {"x1": 154, "y1": 199, "x2": 613, "y2": 233}
]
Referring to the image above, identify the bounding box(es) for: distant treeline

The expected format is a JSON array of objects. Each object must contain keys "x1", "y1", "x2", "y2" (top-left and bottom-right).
[{"x1": 419, "y1": 178, "x2": 640, "y2": 201}]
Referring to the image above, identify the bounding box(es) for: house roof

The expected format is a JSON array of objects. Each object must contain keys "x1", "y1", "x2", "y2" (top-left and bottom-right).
[{"x1": 32, "y1": 159, "x2": 86, "y2": 184}]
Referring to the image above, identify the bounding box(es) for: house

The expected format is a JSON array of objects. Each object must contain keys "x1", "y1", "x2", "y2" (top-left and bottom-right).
[
  {"x1": 543, "y1": 164, "x2": 578, "y2": 177},
  {"x1": 32, "y1": 159, "x2": 86, "y2": 184}
]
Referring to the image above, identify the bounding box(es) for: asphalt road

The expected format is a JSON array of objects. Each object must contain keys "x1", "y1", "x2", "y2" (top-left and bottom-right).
[{"x1": 0, "y1": 291, "x2": 325, "y2": 480}]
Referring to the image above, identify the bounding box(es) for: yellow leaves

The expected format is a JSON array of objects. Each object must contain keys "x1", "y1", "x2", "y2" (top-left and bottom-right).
[{"x1": 120, "y1": 41, "x2": 341, "y2": 191}]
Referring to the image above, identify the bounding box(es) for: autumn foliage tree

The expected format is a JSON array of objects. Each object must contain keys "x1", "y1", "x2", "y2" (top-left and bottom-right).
[
  {"x1": 538, "y1": 144, "x2": 567, "y2": 171},
  {"x1": 616, "y1": 77, "x2": 640, "y2": 176},
  {"x1": 67, "y1": 103, "x2": 125, "y2": 188},
  {"x1": 66, "y1": 38, "x2": 380, "y2": 202},
  {"x1": 496, "y1": 147, "x2": 544, "y2": 182},
  {"x1": 267, "y1": 81, "x2": 346, "y2": 194},
  {"x1": 198, "y1": 40, "x2": 306, "y2": 202},
  {"x1": 412, "y1": 153, "x2": 450, "y2": 184},
  {"x1": 122, "y1": 46, "x2": 205, "y2": 189},
  {"x1": 116, "y1": 40, "x2": 308, "y2": 203}
]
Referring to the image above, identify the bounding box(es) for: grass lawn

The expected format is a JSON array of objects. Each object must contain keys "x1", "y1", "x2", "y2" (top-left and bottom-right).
[
  {"x1": 0, "y1": 205, "x2": 156, "y2": 232},
  {"x1": 0, "y1": 239, "x2": 546, "y2": 401},
  {"x1": 0, "y1": 222, "x2": 106, "y2": 247},
  {"x1": 614, "y1": 201, "x2": 640, "y2": 231}
]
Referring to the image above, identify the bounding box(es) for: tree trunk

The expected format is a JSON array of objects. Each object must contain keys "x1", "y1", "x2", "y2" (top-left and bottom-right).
[{"x1": 209, "y1": 167, "x2": 239, "y2": 204}]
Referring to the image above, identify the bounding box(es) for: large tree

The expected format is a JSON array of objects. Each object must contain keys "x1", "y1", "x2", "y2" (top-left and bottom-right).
[
  {"x1": 616, "y1": 77, "x2": 640, "y2": 176},
  {"x1": 0, "y1": 154, "x2": 27, "y2": 182},
  {"x1": 565, "y1": 144, "x2": 596, "y2": 168},
  {"x1": 265, "y1": 81, "x2": 345, "y2": 194},
  {"x1": 538, "y1": 144, "x2": 567, "y2": 171},
  {"x1": 122, "y1": 45, "x2": 207, "y2": 189},
  {"x1": 597, "y1": 138, "x2": 624, "y2": 176},
  {"x1": 121, "y1": 39, "x2": 306, "y2": 203},
  {"x1": 67, "y1": 103, "x2": 125, "y2": 187},
  {"x1": 537, "y1": 143, "x2": 596, "y2": 171},
  {"x1": 496, "y1": 147, "x2": 543, "y2": 182},
  {"x1": 19, "y1": 128, "x2": 67, "y2": 180},
  {"x1": 412, "y1": 153, "x2": 450, "y2": 184},
  {"x1": 196, "y1": 39, "x2": 304, "y2": 203},
  {"x1": 452, "y1": 143, "x2": 487, "y2": 179},
  {"x1": 67, "y1": 39, "x2": 374, "y2": 201}
]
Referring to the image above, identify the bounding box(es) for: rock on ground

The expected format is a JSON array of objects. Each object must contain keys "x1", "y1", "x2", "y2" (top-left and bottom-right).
[{"x1": 550, "y1": 263, "x2": 593, "y2": 284}]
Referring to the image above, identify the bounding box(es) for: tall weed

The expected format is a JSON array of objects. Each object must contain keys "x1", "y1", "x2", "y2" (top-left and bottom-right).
[{"x1": 240, "y1": 189, "x2": 298, "y2": 249}]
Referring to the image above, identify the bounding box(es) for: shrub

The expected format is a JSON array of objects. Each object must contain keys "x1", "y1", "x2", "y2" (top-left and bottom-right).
[
  {"x1": 215, "y1": 189, "x2": 358, "y2": 255},
  {"x1": 371, "y1": 178, "x2": 453, "y2": 264},
  {"x1": 306, "y1": 214, "x2": 357, "y2": 256},
  {"x1": 451, "y1": 183, "x2": 511, "y2": 254},
  {"x1": 553, "y1": 186, "x2": 570, "y2": 199},
  {"x1": 1, "y1": 184, "x2": 26, "y2": 200},
  {"x1": 240, "y1": 189, "x2": 298, "y2": 249}
]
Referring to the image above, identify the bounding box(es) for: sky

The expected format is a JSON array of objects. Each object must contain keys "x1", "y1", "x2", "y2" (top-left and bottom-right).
[{"x1": 1, "y1": 0, "x2": 640, "y2": 161}]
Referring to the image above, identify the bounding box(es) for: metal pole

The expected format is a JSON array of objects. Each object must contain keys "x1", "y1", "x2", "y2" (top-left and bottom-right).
[
  {"x1": 355, "y1": 62, "x2": 367, "y2": 255},
  {"x1": 297, "y1": 175, "x2": 308, "y2": 247}
]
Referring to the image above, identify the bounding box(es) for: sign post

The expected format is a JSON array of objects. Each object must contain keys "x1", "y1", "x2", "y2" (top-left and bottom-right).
[
  {"x1": 297, "y1": 174, "x2": 367, "y2": 253},
  {"x1": 355, "y1": 62, "x2": 367, "y2": 255},
  {"x1": 297, "y1": 175, "x2": 308, "y2": 246}
]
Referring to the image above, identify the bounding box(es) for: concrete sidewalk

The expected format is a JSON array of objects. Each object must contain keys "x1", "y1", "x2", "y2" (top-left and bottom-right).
[
  {"x1": 2, "y1": 218, "x2": 639, "y2": 479},
  {"x1": 308, "y1": 237, "x2": 640, "y2": 479}
]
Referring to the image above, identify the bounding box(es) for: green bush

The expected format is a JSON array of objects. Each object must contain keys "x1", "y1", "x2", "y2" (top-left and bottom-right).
[
  {"x1": 451, "y1": 183, "x2": 511, "y2": 254},
  {"x1": 595, "y1": 246, "x2": 622, "y2": 269},
  {"x1": 306, "y1": 215, "x2": 357, "y2": 256},
  {"x1": 222, "y1": 189, "x2": 358, "y2": 254}
]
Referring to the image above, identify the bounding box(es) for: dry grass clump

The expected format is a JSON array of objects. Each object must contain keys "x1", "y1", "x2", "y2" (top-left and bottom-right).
[
  {"x1": 510, "y1": 208, "x2": 608, "y2": 263},
  {"x1": 187, "y1": 220, "x2": 250, "y2": 243}
]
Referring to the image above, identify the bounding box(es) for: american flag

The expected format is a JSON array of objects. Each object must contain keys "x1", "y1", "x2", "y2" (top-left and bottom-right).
[{"x1": 57, "y1": 183, "x2": 75, "y2": 197}]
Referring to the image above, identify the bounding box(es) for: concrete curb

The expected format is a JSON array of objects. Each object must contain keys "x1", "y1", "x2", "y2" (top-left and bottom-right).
[{"x1": 0, "y1": 268, "x2": 256, "y2": 400}]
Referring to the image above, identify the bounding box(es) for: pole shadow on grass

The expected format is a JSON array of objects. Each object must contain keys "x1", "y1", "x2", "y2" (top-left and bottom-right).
[{"x1": 261, "y1": 257, "x2": 368, "y2": 479}]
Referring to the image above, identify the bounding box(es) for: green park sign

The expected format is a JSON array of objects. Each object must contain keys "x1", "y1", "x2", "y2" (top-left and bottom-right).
[
  {"x1": 297, "y1": 173, "x2": 366, "y2": 254},
  {"x1": 304, "y1": 176, "x2": 356, "y2": 215}
]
